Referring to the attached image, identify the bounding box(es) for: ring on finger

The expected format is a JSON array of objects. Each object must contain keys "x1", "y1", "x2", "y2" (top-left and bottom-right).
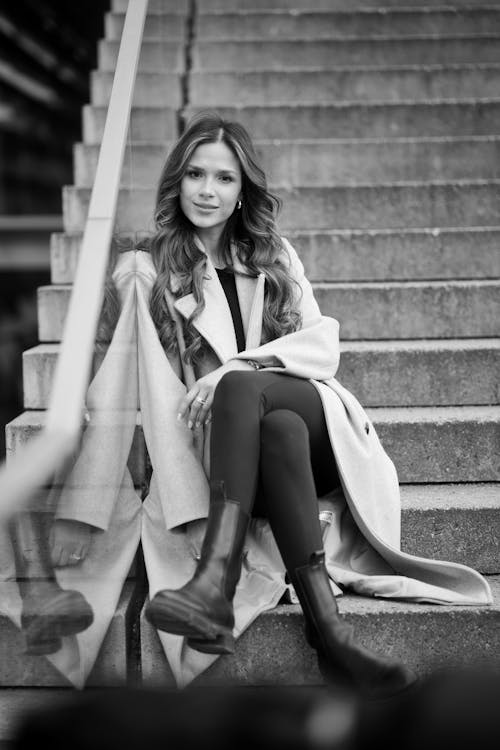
[{"x1": 195, "y1": 396, "x2": 207, "y2": 405}]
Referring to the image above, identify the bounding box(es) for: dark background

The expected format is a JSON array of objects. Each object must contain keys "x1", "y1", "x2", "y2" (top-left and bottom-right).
[{"x1": 0, "y1": 0, "x2": 110, "y2": 457}]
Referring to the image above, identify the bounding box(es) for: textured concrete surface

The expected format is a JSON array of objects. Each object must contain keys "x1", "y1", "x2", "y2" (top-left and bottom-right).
[
  {"x1": 91, "y1": 72, "x2": 182, "y2": 108},
  {"x1": 105, "y1": 13, "x2": 186, "y2": 41},
  {"x1": 82, "y1": 105, "x2": 179, "y2": 145},
  {"x1": 49, "y1": 228, "x2": 500, "y2": 284},
  {"x1": 99, "y1": 40, "x2": 185, "y2": 73},
  {"x1": 199, "y1": 0, "x2": 500, "y2": 11},
  {"x1": 191, "y1": 67, "x2": 500, "y2": 106},
  {"x1": 186, "y1": 101, "x2": 500, "y2": 140},
  {"x1": 23, "y1": 340, "x2": 500, "y2": 409},
  {"x1": 140, "y1": 577, "x2": 500, "y2": 686},
  {"x1": 195, "y1": 10, "x2": 500, "y2": 41},
  {"x1": 400, "y1": 484, "x2": 500, "y2": 574},
  {"x1": 0, "y1": 584, "x2": 134, "y2": 687},
  {"x1": 370, "y1": 405, "x2": 500, "y2": 482},
  {"x1": 74, "y1": 138, "x2": 500, "y2": 188},
  {"x1": 193, "y1": 38, "x2": 500, "y2": 70},
  {"x1": 61, "y1": 183, "x2": 500, "y2": 233},
  {"x1": 38, "y1": 280, "x2": 500, "y2": 341}
]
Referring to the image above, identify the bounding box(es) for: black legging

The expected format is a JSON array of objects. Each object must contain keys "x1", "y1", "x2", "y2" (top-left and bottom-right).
[{"x1": 210, "y1": 370, "x2": 341, "y2": 574}]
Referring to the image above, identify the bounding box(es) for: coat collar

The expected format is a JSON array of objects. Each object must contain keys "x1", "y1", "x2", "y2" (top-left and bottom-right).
[{"x1": 173, "y1": 236, "x2": 265, "y2": 363}]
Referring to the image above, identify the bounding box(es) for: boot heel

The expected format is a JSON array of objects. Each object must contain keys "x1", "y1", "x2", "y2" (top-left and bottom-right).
[{"x1": 187, "y1": 629, "x2": 235, "y2": 655}]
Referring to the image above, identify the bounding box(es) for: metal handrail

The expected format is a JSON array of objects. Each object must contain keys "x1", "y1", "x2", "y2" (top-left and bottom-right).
[{"x1": 0, "y1": 0, "x2": 149, "y2": 522}]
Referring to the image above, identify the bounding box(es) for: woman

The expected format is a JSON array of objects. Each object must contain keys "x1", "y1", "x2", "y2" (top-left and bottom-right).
[
  {"x1": 46, "y1": 111, "x2": 491, "y2": 693},
  {"x1": 140, "y1": 110, "x2": 417, "y2": 698}
]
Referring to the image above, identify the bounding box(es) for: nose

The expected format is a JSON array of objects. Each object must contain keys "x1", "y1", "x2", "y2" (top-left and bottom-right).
[{"x1": 199, "y1": 175, "x2": 216, "y2": 197}]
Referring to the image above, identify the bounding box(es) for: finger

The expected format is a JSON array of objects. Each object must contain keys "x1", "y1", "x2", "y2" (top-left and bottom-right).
[
  {"x1": 50, "y1": 543, "x2": 63, "y2": 568},
  {"x1": 195, "y1": 396, "x2": 213, "y2": 428},
  {"x1": 178, "y1": 385, "x2": 200, "y2": 422},
  {"x1": 189, "y1": 395, "x2": 207, "y2": 429}
]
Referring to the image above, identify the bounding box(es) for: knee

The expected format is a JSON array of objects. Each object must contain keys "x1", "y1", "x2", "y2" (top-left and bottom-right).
[
  {"x1": 212, "y1": 370, "x2": 262, "y2": 413},
  {"x1": 260, "y1": 410, "x2": 309, "y2": 464}
]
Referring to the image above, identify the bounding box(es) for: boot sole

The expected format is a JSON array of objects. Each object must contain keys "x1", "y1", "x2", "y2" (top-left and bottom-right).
[
  {"x1": 145, "y1": 593, "x2": 232, "y2": 647},
  {"x1": 187, "y1": 631, "x2": 235, "y2": 655},
  {"x1": 22, "y1": 591, "x2": 94, "y2": 655}
]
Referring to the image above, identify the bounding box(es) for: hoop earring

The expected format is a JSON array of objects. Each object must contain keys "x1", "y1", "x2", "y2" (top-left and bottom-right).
[{"x1": 236, "y1": 199, "x2": 242, "y2": 210}]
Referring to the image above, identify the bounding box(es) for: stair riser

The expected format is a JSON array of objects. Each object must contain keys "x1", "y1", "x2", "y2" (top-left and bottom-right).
[
  {"x1": 23, "y1": 344, "x2": 500, "y2": 409},
  {"x1": 75, "y1": 140, "x2": 500, "y2": 188},
  {"x1": 7, "y1": 414, "x2": 500, "y2": 503},
  {"x1": 91, "y1": 72, "x2": 182, "y2": 108},
  {"x1": 315, "y1": 283, "x2": 500, "y2": 339},
  {"x1": 0, "y1": 585, "x2": 134, "y2": 687},
  {"x1": 82, "y1": 105, "x2": 179, "y2": 145},
  {"x1": 99, "y1": 41, "x2": 185, "y2": 73},
  {"x1": 198, "y1": 0, "x2": 500, "y2": 10},
  {"x1": 50, "y1": 229, "x2": 500, "y2": 284},
  {"x1": 185, "y1": 102, "x2": 500, "y2": 139},
  {"x1": 105, "y1": 14, "x2": 187, "y2": 41},
  {"x1": 62, "y1": 184, "x2": 500, "y2": 233},
  {"x1": 140, "y1": 598, "x2": 500, "y2": 686},
  {"x1": 38, "y1": 282, "x2": 500, "y2": 341},
  {"x1": 193, "y1": 38, "x2": 500, "y2": 70},
  {"x1": 189, "y1": 69, "x2": 500, "y2": 106},
  {"x1": 195, "y1": 11, "x2": 500, "y2": 41},
  {"x1": 112, "y1": 0, "x2": 189, "y2": 13}
]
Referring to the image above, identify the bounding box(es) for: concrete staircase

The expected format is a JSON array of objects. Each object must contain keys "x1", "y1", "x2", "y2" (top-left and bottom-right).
[{"x1": 3, "y1": 0, "x2": 499, "y2": 719}]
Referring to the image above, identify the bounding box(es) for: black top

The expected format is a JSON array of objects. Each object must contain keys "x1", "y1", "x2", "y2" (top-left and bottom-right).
[{"x1": 216, "y1": 267, "x2": 246, "y2": 353}]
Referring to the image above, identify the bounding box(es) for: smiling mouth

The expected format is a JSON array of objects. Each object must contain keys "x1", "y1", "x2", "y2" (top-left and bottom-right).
[{"x1": 194, "y1": 203, "x2": 218, "y2": 210}]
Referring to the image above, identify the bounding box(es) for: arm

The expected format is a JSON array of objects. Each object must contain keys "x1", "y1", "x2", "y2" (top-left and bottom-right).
[{"x1": 230, "y1": 238, "x2": 340, "y2": 381}]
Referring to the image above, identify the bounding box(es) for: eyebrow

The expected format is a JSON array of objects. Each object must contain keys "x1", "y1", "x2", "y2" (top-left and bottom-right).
[{"x1": 187, "y1": 163, "x2": 239, "y2": 175}]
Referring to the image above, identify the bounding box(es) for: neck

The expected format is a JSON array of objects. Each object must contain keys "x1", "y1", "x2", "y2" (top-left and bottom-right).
[{"x1": 195, "y1": 227, "x2": 227, "y2": 268}]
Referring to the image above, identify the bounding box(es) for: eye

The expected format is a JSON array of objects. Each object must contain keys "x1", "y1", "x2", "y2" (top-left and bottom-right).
[
  {"x1": 218, "y1": 174, "x2": 234, "y2": 183},
  {"x1": 186, "y1": 168, "x2": 202, "y2": 179}
]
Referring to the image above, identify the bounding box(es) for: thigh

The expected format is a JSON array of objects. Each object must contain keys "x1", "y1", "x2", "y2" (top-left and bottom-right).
[{"x1": 250, "y1": 372, "x2": 340, "y2": 504}]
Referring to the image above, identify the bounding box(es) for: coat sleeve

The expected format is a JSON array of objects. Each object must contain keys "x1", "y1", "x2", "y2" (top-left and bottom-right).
[{"x1": 230, "y1": 238, "x2": 340, "y2": 381}]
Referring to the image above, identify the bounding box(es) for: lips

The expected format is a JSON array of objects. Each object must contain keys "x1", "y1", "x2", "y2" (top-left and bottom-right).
[{"x1": 194, "y1": 202, "x2": 218, "y2": 210}]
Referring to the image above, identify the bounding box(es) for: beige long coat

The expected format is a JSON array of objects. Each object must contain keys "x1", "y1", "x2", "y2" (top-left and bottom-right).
[{"x1": 1, "y1": 239, "x2": 492, "y2": 688}]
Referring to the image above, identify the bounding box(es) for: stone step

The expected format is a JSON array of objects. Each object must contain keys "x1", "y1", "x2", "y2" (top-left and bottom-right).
[
  {"x1": 140, "y1": 575, "x2": 500, "y2": 686},
  {"x1": 61, "y1": 182, "x2": 500, "y2": 234},
  {"x1": 193, "y1": 37, "x2": 500, "y2": 70},
  {"x1": 49, "y1": 227, "x2": 500, "y2": 285},
  {"x1": 6, "y1": 408, "x2": 500, "y2": 544},
  {"x1": 22, "y1": 339, "x2": 500, "y2": 410},
  {"x1": 185, "y1": 101, "x2": 500, "y2": 139},
  {"x1": 105, "y1": 13, "x2": 187, "y2": 41},
  {"x1": 8, "y1": 404, "x2": 500, "y2": 481},
  {"x1": 91, "y1": 72, "x2": 182, "y2": 108},
  {"x1": 199, "y1": 0, "x2": 500, "y2": 9},
  {"x1": 111, "y1": 0, "x2": 189, "y2": 11},
  {"x1": 37, "y1": 280, "x2": 500, "y2": 342},
  {"x1": 194, "y1": 9, "x2": 500, "y2": 41},
  {"x1": 74, "y1": 138, "x2": 500, "y2": 188},
  {"x1": 0, "y1": 583, "x2": 134, "y2": 687},
  {"x1": 189, "y1": 66, "x2": 500, "y2": 106},
  {"x1": 98, "y1": 40, "x2": 185, "y2": 73},
  {"x1": 82, "y1": 105, "x2": 179, "y2": 145}
]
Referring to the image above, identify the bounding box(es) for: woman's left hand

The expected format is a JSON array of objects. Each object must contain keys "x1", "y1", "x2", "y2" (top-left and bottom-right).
[{"x1": 177, "y1": 360, "x2": 252, "y2": 430}]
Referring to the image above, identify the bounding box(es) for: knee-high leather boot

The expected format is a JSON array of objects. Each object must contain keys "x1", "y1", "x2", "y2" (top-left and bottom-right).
[
  {"x1": 9, "y1": 511, "x2": 94, "y2": 655},
  {"x1": 145, "y1": 482, "x2": 250, "y2": 655},
  {"x1": 293, "y1": 551, "x2": 418, "y2": 700}
]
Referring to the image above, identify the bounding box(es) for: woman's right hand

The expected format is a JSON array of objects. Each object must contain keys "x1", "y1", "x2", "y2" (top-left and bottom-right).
[{"x1": 177, "y1": 360, "x2": 253, "y2": 430}]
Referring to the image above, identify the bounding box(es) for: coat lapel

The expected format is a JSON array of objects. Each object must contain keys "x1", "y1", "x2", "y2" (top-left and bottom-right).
[{"x1": 173, "y1": 239, "x2": 265, "y2": 361}]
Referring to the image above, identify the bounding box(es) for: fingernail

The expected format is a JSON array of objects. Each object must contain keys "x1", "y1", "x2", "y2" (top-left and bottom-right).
[
  {"x1": 176, "y1": 413, "x2": 182, "y2": 421},
  {"x1": 195, "y1": 421, "x2": 200, "y2": 429},
  {"x1": 188, "y1": 420, "x2": 193, "y2": 429}
]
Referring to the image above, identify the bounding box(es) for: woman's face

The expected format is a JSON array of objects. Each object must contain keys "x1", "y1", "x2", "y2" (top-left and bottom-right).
[{"x1": 179, "y1": 141, "x2": 242, "y2": 239}]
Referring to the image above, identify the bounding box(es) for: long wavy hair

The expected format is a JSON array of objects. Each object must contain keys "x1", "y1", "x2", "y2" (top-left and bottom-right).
[{"x1": 146, "y1": 111, "x2": 302, "y2": 364}]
